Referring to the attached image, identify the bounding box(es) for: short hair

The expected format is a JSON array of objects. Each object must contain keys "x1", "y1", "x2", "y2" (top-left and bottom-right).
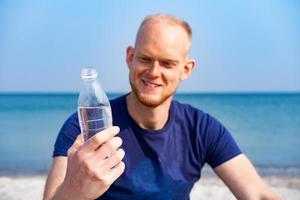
[{"x1": 138, "y1": 14, "x2": 192, "y2": 41}]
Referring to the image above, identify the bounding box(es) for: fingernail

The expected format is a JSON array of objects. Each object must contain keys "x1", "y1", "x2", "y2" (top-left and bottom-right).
[{"x1": 113, "y1": 126, "x2": 120, "y2": 133}]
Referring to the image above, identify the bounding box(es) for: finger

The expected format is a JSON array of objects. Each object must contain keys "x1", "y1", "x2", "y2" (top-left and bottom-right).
[
  {"x1": 102, "y1": 161, "x2": 125, "y2": 184},
  {"x1": 67, "y1": 133, "x2": 84, "y2": 156},
  {"x1": 99, "y1": 148, "x2": 125, "y2": 172},
  {"x1": 82, "y1": 126, "x2": 120, "y2": 151},
  {"x1": 94, "y1": 137, "x2": 123, "y2": 160}
]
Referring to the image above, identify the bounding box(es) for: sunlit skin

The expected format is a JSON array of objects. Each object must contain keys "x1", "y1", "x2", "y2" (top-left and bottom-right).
[{"x1": 126, "y1": 21, "x2": 195, "y2": 109}]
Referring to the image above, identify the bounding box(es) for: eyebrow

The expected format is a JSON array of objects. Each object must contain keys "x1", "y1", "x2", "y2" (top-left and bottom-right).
[
  {"x1": 137, "y1": 52, "x2": 180, "y2": 64},
  {"x1": 136, "y1": 52, "x2": 150, "y2": 58},
  {"x1": 162, "y1": 59, "x2": 179, "y2": 65}
]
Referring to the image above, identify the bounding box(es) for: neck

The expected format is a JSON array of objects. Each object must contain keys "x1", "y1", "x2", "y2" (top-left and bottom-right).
[{"x1": 126, "y1": 93, "x2": 172, "y2": 130}]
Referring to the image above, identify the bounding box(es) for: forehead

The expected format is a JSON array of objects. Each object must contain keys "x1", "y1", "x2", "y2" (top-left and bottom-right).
[{"x1": 135, "y1": 22, "x2": 190, "y2": 60}]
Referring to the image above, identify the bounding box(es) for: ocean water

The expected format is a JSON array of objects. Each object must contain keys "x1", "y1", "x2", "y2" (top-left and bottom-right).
[{"x1": 0, "y1": 93, "x2": 299, "y2": 176}]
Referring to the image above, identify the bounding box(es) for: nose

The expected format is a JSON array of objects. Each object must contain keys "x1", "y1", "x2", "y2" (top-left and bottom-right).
[{"x1": 148, "y1": 61, "x2": 160, "y2": 77}]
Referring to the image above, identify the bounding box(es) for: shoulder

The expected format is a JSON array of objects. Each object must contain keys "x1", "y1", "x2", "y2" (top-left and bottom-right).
[
  {"x1": 171, "y1": 100, "x2": 212, "y2": 128},
  {"x1": 171, "y1": 100, "x2": 236, "y2": 146},
  {"x1": 67, "y1": 112, "x2": 79, "y2": 123},
  {"x1": 172, "y1": 101, "x2": 242, "y2": 167},
  {"x1": 60, "y1": 112, "x2": 80, "y2": 133},
  {"x1": 172, "y1": 100, "x2": 202, "y2": 116},
  {"x1": 53, "y1": 112, "x2": 80, "y2": 157},
  {"x1": 109, "y1": 94, "x2": 129, "y2": 127},
  {"x1": 171, "y1": 100, "x2": 218, "y2": 143},
  {"x1": 109, "y1": 94, "x2": 126, "y2": 108},
  {"x1": 109, "y1": 94, "x2": 127, "y2": 115}
]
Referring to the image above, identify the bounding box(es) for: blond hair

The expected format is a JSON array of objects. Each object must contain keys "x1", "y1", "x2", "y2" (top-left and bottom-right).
[{"x1": 138, "y1": 14, "x2": 192, "y2": 41}]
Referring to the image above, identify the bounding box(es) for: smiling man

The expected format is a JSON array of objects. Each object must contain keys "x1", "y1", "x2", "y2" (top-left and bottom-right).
[
  {"x1": 44, "y1": 14, "x2": 281, "y2": 200},
  {"x1": 127, "y1": 17, "x2": 194, "y2": 109}
]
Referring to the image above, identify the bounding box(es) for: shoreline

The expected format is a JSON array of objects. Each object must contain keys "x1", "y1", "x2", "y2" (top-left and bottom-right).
[
  {"x1": 1, "y1": 164, "x2": 300, "y2": 176},
  {"x1": 0, "y1": 174, "x2": 299, "y2": 200}
]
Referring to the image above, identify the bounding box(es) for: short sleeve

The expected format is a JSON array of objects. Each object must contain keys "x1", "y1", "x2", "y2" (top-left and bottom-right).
[
  {"x1": 204, "y1": 115, "x2": 242, "y2": 168},
  {"x1": 52, "y1": 112, "x2": 81, "y2": 157}
]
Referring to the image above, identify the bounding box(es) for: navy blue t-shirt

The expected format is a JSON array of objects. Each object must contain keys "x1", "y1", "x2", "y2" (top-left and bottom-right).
[{"x1": 53, "y1": 94, "x2": 241, "y2": 200}]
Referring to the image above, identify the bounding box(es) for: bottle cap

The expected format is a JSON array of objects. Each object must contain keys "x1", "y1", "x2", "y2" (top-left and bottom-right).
[{"x1": 81, "y1": 67, "x2": 98, "y2": 79}]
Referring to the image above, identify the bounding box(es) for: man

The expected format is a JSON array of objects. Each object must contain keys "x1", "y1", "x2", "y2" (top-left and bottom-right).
[{"x1": 44, "y1": 14, "x2": 281, "y2": 200}]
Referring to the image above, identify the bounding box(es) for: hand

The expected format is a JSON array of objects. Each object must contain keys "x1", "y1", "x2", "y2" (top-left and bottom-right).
[{"x1": 55, "y1": 126, "x2": 125, "y2": 200}]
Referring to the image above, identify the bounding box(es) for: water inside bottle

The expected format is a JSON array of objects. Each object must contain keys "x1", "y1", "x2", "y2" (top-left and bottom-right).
[{"x1": 78, "y1": 106, "x2": 112, "y2": 141}]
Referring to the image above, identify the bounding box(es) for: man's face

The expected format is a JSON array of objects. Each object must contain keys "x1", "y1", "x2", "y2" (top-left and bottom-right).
[{"x1": 126, "y1": 22, "x2": 193, "y2": 107}]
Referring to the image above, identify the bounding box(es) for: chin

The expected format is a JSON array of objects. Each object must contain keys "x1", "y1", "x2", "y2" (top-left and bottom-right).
[
  {"x1": 135, "y1": 90, "x2": 174, "y2": 107},
  {"x1": 137, "y1": 93, "x2": 163, "y2": 107}
]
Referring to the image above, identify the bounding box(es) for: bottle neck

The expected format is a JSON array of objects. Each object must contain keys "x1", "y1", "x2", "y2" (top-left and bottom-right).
[{"x1": 82, "y1": 78, "x2": 97, "y2": 83}]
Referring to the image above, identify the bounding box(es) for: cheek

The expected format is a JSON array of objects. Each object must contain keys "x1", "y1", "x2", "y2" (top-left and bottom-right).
[
  {"x1": 129, "y1": 65, "x2": 144, "y2": 84},
  {"x1": 129, "y1": 63, "x2": 139, "y2": 76},
  {"x1": 163, "y1": 70, "x2": 182, "y2": 85},
  {"x1": 131, "y1": 61, "x2": 143, "y2": 72}
]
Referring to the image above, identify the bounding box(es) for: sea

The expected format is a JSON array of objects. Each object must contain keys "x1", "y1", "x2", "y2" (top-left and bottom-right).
[{"x1": 0, "y1": 93, "x2": 299, "y2": 176}]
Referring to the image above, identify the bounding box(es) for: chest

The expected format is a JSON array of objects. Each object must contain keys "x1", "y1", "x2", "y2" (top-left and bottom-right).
[{"x1": 120, "y1": 126, "x2": 203, "y2": 184}]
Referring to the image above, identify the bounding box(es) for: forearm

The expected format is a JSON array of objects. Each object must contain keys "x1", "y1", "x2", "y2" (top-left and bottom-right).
[
  {"x1": 43, "y1": 157, "x2": 68, "y2": 200},
  {"x1": 44, "y1": 182, "x2": 69, "y2": 200},
  {"x1": 46, "y1": 184, "x2": 67, "y2": 200},
  {"x1": 50, "y1": 183, "x2": 83, "y2": 200},
  {"x1": 214, "y1": 155, "x2": 282, "y2": 200}
]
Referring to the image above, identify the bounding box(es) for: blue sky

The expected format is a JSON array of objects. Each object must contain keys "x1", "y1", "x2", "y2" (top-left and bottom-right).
[{"x1": 0, "y1": 0, "x2": 299, "y2": 93}]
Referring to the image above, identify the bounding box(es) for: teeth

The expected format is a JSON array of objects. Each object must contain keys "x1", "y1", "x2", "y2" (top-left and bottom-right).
[{"x1": 143, "y1": 80, "x2": 159, "y2": 88}]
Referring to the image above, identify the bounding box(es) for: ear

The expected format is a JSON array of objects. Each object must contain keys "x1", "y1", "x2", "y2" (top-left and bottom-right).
[
  {"x1": 126, "y1": 46, "x2": 135, "y2": 69},
  {"x1": 180, "y1": 59, "x2": 196, "y2": 81}
]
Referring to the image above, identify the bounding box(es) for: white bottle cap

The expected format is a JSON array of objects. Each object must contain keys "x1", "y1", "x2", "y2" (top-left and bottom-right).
[{"x1": 81, "y1": 67, "x2": 98, "y2": 79}]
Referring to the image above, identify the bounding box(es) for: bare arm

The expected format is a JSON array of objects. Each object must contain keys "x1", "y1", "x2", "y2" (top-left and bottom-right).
[
  {"x1": 214, "y1": 154, "x2": 281, "y2": 200},
  {"x1": 43, "y1": 127, "x2": 125, "y2": 200},
  {"x1": 43, "y1": 157, "x2": 67, "y2": 200}
]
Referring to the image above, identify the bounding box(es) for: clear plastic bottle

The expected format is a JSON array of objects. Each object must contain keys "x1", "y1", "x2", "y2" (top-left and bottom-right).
[{"x1": 77, "y1": 67, "x2": 112, "y2": 142}]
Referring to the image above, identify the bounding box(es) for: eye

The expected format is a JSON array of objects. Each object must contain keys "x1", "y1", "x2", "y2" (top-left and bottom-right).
[
  {"x1": 161, "y1": 61, "x2": 174, "y2": 68},
  {"x1": 138, "y1": 56, "x2": 152, "y2": 63}
]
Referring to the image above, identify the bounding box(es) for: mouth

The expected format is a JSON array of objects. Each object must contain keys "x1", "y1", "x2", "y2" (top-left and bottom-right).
[{"x1": 141, "y1": 79, "x2": 162, "y2": 88}]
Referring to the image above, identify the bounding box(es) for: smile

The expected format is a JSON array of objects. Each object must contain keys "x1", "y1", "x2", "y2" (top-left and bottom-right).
[{"x1": 141, "y1": 79, "x2": 162, "y2": 88}]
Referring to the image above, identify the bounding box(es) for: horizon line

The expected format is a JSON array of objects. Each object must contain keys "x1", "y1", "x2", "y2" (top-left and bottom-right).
[{"x1": 1, "y1": 91, "x2": 300, "y2": 95}]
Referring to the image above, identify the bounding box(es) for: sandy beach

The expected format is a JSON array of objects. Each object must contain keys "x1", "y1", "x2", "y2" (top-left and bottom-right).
[{"x1": 0, "y1": 175, "x2": 299, "y2": 200}]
